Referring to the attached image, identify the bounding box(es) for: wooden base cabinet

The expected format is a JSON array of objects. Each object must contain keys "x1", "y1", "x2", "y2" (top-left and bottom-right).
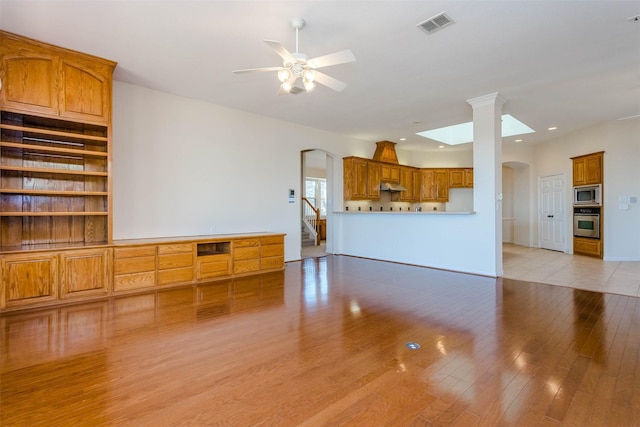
[
  {"x1": 113, "y1": 246, "x2": 156, "y2": 292},
  {"x1": 59, "y1": 248, "x2": 111, "y2": 299},
  {"x1": 1, "y1": 233, "x2": 285, "y2": 312},
  {"x1": 1, "y1": 252, "x2": 58, "y2": 309},
  {"x1": 574, "y1": 237, "x2": 602, "y2": 258}
]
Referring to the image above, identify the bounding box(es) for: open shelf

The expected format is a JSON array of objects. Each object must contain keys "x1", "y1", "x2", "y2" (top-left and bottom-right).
[
  {"x1": 1, "y1": 111, "x2": 111, "y2": 248},
  {"x1": 197, "y1": 242, "x2": 231, "y2": 257}
]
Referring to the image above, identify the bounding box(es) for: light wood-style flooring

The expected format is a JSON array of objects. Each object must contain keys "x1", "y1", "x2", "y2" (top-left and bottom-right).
[{"x1": 1, "y1": 255, "x2": 639, "y2": 426}]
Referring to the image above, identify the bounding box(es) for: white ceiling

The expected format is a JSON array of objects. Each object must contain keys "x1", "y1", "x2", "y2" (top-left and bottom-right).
[{"x1": 2, "y1": 0, "x2": 639, "y2": 152}]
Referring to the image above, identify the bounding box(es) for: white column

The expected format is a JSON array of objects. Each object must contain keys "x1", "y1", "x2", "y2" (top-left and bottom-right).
[{"x1": 467, "y1": 93, "x2": 506, "y2": 276}]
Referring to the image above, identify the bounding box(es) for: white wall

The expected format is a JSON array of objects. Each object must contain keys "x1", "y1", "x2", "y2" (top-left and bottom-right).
[
  {"x1": 112, "y1": 82, "x2": 365, "y2": 261},
  {"x1": 533, "y1": 119, "x2": 640, "y2": 260}
]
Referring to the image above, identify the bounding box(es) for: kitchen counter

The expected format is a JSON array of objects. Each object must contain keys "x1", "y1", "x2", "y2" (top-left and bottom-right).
[{"x1": 336, "y1": 210, "x2": 476, "y2": 215}]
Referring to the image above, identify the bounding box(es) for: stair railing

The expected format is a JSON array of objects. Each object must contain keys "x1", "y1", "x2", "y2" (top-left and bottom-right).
[{"x1": 302, "y1": 197, "x2": 321, "y2": 245}]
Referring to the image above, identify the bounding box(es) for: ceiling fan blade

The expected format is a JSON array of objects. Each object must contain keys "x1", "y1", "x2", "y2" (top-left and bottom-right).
[
  {"x1": 307, "y1": 50, "x2": 356, "y2": 69},
  {"x1": 264, "y1": 40, "x2": 296, "y2": 64},
  {"x1": 233, "y1": 66, "x2": 283, "y2": 74},
  {"x1": 313, "y1": 71, "x2": 348, "y2": 92}
]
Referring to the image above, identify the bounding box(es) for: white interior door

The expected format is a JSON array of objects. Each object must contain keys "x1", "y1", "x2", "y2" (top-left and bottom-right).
[{"x1": 539, "y1": 175, "x2": 565, "y2": 251}]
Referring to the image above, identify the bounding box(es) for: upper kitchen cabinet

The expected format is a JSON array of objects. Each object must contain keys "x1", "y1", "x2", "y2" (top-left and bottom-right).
[
  {"x1": 343, "y1": 157, "x2": 382, "y2": 201},
  {"x1": 449, "y1": 168, "x2": 474, "y2": 188},
  {"x1": 0, "y1": 31, "x2": 116, "y2": 124},
  {"x1": 421, "y1": 169, "x2": 449, "y2": 202},
  {"x1": 399, "y1": 166, "x2": 420, "y2": 202},
  {"x1": 571, "y1": 152, "x2": 603, "y2": 186}
]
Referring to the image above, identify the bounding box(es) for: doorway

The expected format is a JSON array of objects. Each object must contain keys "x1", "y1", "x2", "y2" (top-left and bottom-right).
[
  {"x1": 539, "y1": 174, "x2": 566, "y2": 252},
  {"x1": 301, "y1": 150, "x2": 331, "y2": 259}
]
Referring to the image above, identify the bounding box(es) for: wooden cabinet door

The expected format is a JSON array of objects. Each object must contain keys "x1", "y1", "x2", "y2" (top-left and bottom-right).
[
  {"x1": 420, "y1": 169, "x2": 436, "y2": 201},
  {"x1": 380, "y1": 164, "x2": 400, "y2": 183},
  {"x1": 1, "y1": 253, "x2": 58, "y2": 308},
  {"x1": 449, "y1": 169, "x2": 465, "y2": 188},
  {"x1": 59, "y1": 55, "x2": 113, "y2": 123},
  {"x1": 464, "y1": 169, "x2": 474, "y2": 187},
  {"x1": 367, "y1": 161, "x2": 381, "y2": 199},
  {"x1": 434, "y1": 169, "x2": 449, "y2": 201},
  {"x1": 59, "y1": 248, "x2": 112, "y2": 299},
  {"x1": 572, "y1": 152, "x2": 603, "y2": 185},
  {"x1": 0, "y1": 33, "x2": 59, "y2": 116},
  {"x1": 411, "y1": 170, "x2": 422, "y2": 200},
  {"x1": 584, "y1": 154, "x2": 602, "y2": 184},
  {"x1": 399, "y1": 166, "x2": 419, "y2": 202},
  {"x1": 573, "y1": 158, "x2": 586, "y2": 186},
  {"x1": 343, "y1": 157, "x2": 369, "y2": 200}
]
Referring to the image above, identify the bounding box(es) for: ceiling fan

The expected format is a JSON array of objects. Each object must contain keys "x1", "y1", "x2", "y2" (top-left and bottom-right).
[{"x1": 233, "y1": 18, "x2": 356, "y2": 93}]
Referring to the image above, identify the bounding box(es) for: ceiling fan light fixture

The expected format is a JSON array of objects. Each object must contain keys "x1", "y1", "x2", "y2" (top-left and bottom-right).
[
  {"x1": 303, "y1": 69, "x2": 315, "y2": 83},
  {"x1": 281, "y1": 80, "x2": 293, "y2": 92},
  {"x1": 278, "y1": 69, "x2": 291, "y2": 83},
  {"x1": 304, "y1": 80, "x2": 315, "y2": 92}
]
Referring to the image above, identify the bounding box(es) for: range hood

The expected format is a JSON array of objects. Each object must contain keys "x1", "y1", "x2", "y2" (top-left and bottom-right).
[{"x1": 380, "y1": 181, "x2": 407, "y2": 192}]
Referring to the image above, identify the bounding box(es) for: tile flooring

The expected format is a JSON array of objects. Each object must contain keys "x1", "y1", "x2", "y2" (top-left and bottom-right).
[
  {"x1": 303, "y1": 242, "x2": 640, "y2": 298},
  {"x1": 502, "y1": 243, "x2": 640, "y2": 298}
]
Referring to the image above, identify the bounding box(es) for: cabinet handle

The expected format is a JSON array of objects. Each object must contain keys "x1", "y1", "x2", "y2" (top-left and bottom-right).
[{"x1": 547, "y1": 215, "x2": 554, "y2": 218}]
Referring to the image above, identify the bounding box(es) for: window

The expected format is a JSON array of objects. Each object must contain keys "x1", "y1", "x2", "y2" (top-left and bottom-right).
[{"x1": 305, "y1": 178, "x2": 327, "y2": 216}]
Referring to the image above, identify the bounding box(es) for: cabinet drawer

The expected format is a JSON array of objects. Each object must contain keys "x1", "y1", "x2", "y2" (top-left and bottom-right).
[
  {"x1": 234, "y1": 239, "x2": 260, "y2": 248},
  {"x1": 114, "y1": 246, "x2": 156, "y2": 259},
  {"x1": 234, "y1": 259, "x2": 260, "y2": 274},
  {"x1": 261, "y1": 256, "x2": 284, "y2": 271},
  {"x1": 158, "y1": 267, "x2": 193, "y2": 286},
  {"x1": 158, "y1": 253, "x2": 193, "y2": 270},
  {"x1": 261, "y1": 236, "x2": 284, "y2": 245},
  {"x1": 114, "y1": 256, "x2": 156, "y2": 275},
  {"x1": 114, "y1": 271, "x2": 156, "y2": 292},
  {"x1": 198, "y1": 260, "x2": 231, "y2": 279},
  {"x1": 234, "y1": 246, "x2": 260, "y2": 261},
  {"x1": 261, "y1": 244, "x2": 283, "y2": 258},
  {"x1": 157, "y1": 243, "x2": 193, "y2": 255}
]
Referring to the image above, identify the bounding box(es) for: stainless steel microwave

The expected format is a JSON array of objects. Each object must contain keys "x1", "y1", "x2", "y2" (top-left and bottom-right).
[{"x1": 573, "y1": 184, "x2": 601, "y2": 206}]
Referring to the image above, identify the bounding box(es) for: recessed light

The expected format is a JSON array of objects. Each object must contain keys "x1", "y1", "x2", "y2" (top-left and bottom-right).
[
  {"x1": 438, "y1": 145, "x2": 444, "y2": 149},
  {"x1": 399, "y1": 138, "x2": 406, "y2": 141},
  {"x1": 515, "y1": 139, "x2": 523, "y2": 142},
  {"x1": 548, "y1": 127, "x2": 557, "y2": 131}
]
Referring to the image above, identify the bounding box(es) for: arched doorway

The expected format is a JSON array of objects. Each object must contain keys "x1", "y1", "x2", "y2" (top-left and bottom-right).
[{"x1": 301, "y1": 149, "x2": 334, "y2": 259}]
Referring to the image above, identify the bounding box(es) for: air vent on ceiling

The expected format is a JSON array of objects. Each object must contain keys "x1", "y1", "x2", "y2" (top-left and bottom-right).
[{"x1": 417, "y1": 12, "x2": 455, "y2": 35}]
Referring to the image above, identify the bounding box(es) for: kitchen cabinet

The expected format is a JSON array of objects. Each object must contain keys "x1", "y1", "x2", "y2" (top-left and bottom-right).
[
  {"x1": 399, "y1": 166, "x2": 420, "y2": 202},
  {"x1": 380, "y1": 163, "x2": 400, "y2": 183},
  {"x1": 449, "y1": 168, "x2": 474, "y2": 188},
  {"x1": 421, "y1": 169, "x2": 449, "y2": 202},
  {"x1": 574, "y1": 236, "x2": 602, "y2": 258},
  {"x1": 343, "y1": 157, "x2": 369, "y2": 200},
  {"x1": 571, "y1": 152, "x2": 603, "y2": 186},
  {"x1": 343, "y1": 157, "x2": 380, "y2": 201},
  {"x1": 1, "y1": 252, "x2": 58, "y2": 309},
  {"x1": 0, "y1": 31, "x2": 115, "y2": 251},
  {"x1": 59, "y1": 248, "x2": 112, "y2": 299}
]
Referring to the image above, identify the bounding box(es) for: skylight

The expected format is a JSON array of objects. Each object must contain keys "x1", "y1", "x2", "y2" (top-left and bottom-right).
[{"x1": 416, "y1": 114, "x2": 535, "y2": 145}]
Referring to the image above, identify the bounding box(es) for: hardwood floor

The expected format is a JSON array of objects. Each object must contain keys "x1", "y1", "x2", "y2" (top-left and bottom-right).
[{"x1": 2, "y1": 255, "x2": 639, "y2": 426}]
